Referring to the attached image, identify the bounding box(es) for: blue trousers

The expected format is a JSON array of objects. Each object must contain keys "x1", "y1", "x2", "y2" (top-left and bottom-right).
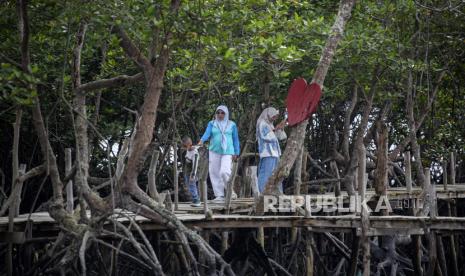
[
  {"x1": 185, "y1": 176, "x2": 199, "y2": 202},
  {"x1": 257, "y1": 157, "x2": 282, "y2": 193}
]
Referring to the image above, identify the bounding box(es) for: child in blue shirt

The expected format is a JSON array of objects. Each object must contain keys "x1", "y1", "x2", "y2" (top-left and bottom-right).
[{"x1": 182, "y1": 136, "x2": 201, "y2": 207}]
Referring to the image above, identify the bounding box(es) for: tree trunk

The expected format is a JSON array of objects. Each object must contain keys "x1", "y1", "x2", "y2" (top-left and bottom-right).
[{"x1": 259, "y1": 0, "x2": 356, "y2": 204}]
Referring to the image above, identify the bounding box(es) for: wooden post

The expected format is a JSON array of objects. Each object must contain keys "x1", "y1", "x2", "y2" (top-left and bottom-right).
[
  {"x1": 442, "y1": 159, "x2": 448, "y2": 191},
  {"x1": 148, "y1": 150, "x2": 160, "y2": 202},
  {"x1": 348, "y1": 229, "x2": 360, "y2": 276},
  {"x1": 445, "y1": 155, "x2": 459, "y2": 276},
  {"x1": 221, "y1": 231, "x2": 228, "y2": 255},
  {"x1": 330, "y1": 161, "x2": 341, "y2": 197},
  {"x1": 413, "y1": 235, "x2": 423, "y2": 276},
  {"x1": 246, "y1": 166, "x2": 259, "y2": 201},
  {"x1": 374, "y1": 122, "x2": 388, "y2": 197},
  {"x1": 357, "y1": 143, "x2": 366, "y2": 215},
  {"x1": 292, "y1": 147, "x2": 303, "y2": 243},
  {"x1": 305, "y1": 228, "x2": 314, "y2": 276},
  {"x1": 424, "y1": 168, "x2": 438, "y2": 276},
  {"x1": 449, "y1": 234, "x2": 459, "y2": 276},
  {"x1": 294, "y1": 146, "x2": 303, "y2": 195},
  {"x1": 202, "y1": 179, "x2": 210, "y2": 219},
  {"x1": 7, "y1": 108, "x2": 22, "y2": 276},
  {"x1": 258, "y1": 227, "x2": 265, "y2": 248},
  {"x1": 224, "y1": 161, "x2": 239, "y2": 213},
  {"x1": 173, "y1": 143, "x2": 179, "y2": 211},
  {"x1": 197, "y1": 150, "x2": 210, "y2": 218},
  {"x1": 437, "y1": 236, "x2": 448, "y2": 276},
  {"x1": 450, "y1": 152, "x2": 455, "y2": 185},
  {"x1": 14, "y1": 164, "x2": 26, "y2": 217},
  {"x1": 424, "y1": 169, "x2": 437, "y2": 219},
  {"x1": 199, "y1": 231, "x2": 207, "y2": 275},
  {"x1": 405, "y1": 151, "x2": 412, "y2": 193},
  {"x1": 360, "y1": 154, "x2": 370, "y2": 276},
  {"x1": 65, "y1": 148, "x2": 74, "y2": 213}
]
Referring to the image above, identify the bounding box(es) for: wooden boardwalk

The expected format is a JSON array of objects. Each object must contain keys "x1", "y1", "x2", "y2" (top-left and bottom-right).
[
  {"x1": 1, "y1": 209, "x2": 465, "y2": 237},
  {"x1": 1, "y1": 184, "x2": 464, "y2": 242}
]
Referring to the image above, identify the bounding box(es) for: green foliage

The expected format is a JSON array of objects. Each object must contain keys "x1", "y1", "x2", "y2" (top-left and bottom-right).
[{"x1": 0, "y1": 0, "x2": 464, "y2": 177}]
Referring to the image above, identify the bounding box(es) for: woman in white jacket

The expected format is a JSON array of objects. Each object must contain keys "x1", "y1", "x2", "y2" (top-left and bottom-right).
[{"x1": 256, "y1": 107, "x2": 286, "y2": 193}]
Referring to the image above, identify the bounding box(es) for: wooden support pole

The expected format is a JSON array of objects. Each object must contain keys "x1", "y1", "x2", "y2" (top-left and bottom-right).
[
  {"x1": 449, "y1": 234, "x2": 459, "y2": 276},
  {"x1": 173, "y1": 143, "x2": 179, "y2": 211},
  {"x1": 246, "y1": 166, "x2": 259, "y2": 201},
  {"x1": 405, "y1": 151, "x2": 412, "y2": 193},
  {"x1": 330, "y1": 161, "x2": 341, "y2": 197},
  {"x1": 13, "y1": 164, "x2": 26, "y2": 217},
  {"x1": 357, "y1": 143, "x2": 366, "y2": 214},
  {"x1": 437, "y1": 236, "x2": 448, "y2": 276},
  {"x1": 305, "y1": 228, "x2": 314, "y2": 276},
  {"x1": 348, "y1": 230, "x2": 360, "y2": 276},
  {"x1": 442, "y1": 159, "x2": 448, "y2": 191},
  {"x1": 292, "y1": 146, "x2": 303, "y2": 243},
  {"x1": 199, "y1": 230, "x2": 210, "y2": 275},
  {"x1": 221, "y1": 231, "x2": 228, "y2": 255},
  {"x1": 426, "y1": 231, "x2": 437, "y2": 276},
  {"x1": 7, "y1": 108, "x2": 22, "y2": 276},
  {"x1": 202, "y1": 178, "x2": 211, "y2": 219},
  {"x1": 197, "y1": 150, "x2": 210, "y2": 218},
  {"x1": 413, "y1": 235, "x2": 423, "y2": 276},
  {"x1": 65, "y1": 148, "x2": 74, "y2": 213},
  {"x1": 258, "y1": 227, "x2": 265, "y2": 248},
  {"x1": 450, "y1": 152, "x2": 455, "y2": 185},
  {"x1": 426, "y1": 169, "x2": 437, "y2": 219},
  {"x1": 447, "y1": 195, "x2": 459, "y2": 276},
  {"x1": 359, "y1": 144, "x2": 370, "y2": 276},
  {"x1": 148, "y1": 150, "x2": 160, "y2": 202},
  {"x1": 424, "y1": 169, "x2": 438, "y2": 276},
  {"x1": 375, "y1": 122, "x2": 388, "y2": 197},
  {"x1": 224, "y1": 161, "x2": 239, "y2": 213}
]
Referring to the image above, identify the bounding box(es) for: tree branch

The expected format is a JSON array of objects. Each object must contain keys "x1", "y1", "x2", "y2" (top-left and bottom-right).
[
  {"x1": 112, "y1": 25, "x2": 152, "y2": 72},
  {"x1": 76, "y1": 73, "x2": 143, "y2": 93}
]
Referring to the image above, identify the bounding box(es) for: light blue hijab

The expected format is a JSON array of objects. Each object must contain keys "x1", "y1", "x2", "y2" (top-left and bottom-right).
[{"x1": 214, "y1": 105, "x2": 230, "y2": 152}]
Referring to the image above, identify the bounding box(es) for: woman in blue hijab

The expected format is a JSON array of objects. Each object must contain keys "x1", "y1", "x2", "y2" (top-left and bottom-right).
[{"x1": 199, "y1": 105, "x2": 240, "y2": 202}]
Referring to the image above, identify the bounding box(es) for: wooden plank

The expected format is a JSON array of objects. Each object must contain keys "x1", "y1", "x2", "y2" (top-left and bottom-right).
[{"x1": 2, "y1": 213, "x2": 465, "y2": 235}]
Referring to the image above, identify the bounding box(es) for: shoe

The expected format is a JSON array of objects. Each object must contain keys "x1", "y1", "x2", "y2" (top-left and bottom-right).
[
  {"x1": 231, "y1": 192, "x2": 237, "y2": 200},
  {"x1": 190, "y1": 201, "x2": 201, "y2": 207},
  {"x1": 212, "y1": 197, "x2": 225, "y2": 203}
]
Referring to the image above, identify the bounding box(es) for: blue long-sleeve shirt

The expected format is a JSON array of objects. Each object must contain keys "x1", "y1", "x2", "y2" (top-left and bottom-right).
[
  {"x1": 257, "y1": 121, "x2": 283, "y2": 158},
  {"x1": 200, "y1": 121, "x2": 240, "y2": 155}
]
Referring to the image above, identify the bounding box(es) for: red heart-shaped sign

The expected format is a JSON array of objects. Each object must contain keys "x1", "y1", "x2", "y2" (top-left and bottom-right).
[{"x1": 286, "y1": 78, "x2": 322, "y2": 126}]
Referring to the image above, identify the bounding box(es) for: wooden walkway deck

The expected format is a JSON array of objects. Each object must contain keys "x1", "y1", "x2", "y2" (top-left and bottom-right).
[
  {"x1": 1, "y1": 209, "x2": 465, "y2": 237},
  {"x1": 1, "y1": 185, "x2": 464, "y2": 241}
]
